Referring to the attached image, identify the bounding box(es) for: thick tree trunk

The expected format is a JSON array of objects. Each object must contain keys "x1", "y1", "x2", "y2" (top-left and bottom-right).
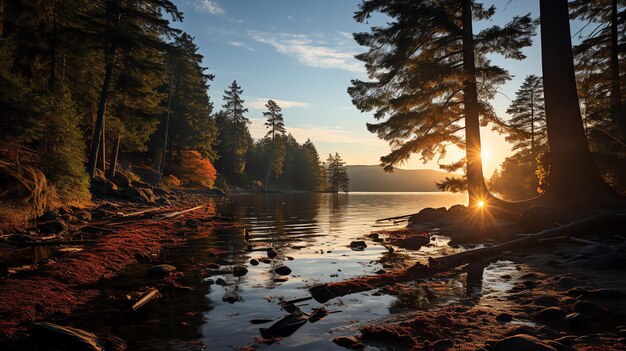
[
  {"x1": 108, "y1": 134, "x2": 120, "y2": 178},
  {"x1": 87, "y1": 45, "x2": 116, "y2": 179},
  {"x1": 539, "y1": 0, "x2": 622, "y2": 204},
  {"x1": 610, "y1": 0, "x2": 624, "y2": 138},
  {"x1": 461, "y1": 0, "x2": 490, "y2": 207}
]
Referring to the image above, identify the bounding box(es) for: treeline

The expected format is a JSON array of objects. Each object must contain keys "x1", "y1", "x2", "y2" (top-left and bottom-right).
[{"x1": 0, "y1": 0, "x2": 330, "y2": 205}]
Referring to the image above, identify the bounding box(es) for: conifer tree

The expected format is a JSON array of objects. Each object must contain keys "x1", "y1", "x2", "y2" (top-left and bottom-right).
[
  {"x1": 263, "y1": 100, "x2": 287, "y2": 184},
  {"x1": 349, "y1": 0, "x2": 534, "y2": 206},
  {"x1": 326, "y1": 153, "x2": 349, "y2": 193},
  {"x1": 217, "y1": 81, "x2": 251, "y2": 176},
  {"x1": 504, "y1": 75, "x2": 547, "y2": 156},
  {"x1": 264, "y1": 100, "x2": 286, "y2": 141}
]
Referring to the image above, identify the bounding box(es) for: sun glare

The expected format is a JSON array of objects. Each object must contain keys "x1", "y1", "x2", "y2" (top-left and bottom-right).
[
  {"x1": 481, "y1": 149, "x2": 493, "y2": 162},
  {"x1": 477, "y1": 200, "x2": 485, "y2": 208}
]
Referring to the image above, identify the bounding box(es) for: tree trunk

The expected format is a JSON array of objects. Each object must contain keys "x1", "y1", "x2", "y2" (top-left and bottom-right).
[
  {"x1": 161, "y1": 69, "x2": 173, "y2": 174},
  {"x1": 539, "y1": 0, "x2": 622, "y2": 204},
  {"x1": 0, "y1": 0, "x2": 4, "y2": 38},
  {"x1": 461, "y1": 0, "x2": 490, "y2": 207},
  {"x1": 87, "y1": 44, "x2": 116, "y2": 179},
  {"x1": 108, "y1": 134, "x2": 120, "y2": 178},
  {"x1": 610, "y1": 0, "x2": 624, "y2": 138},
  {"x1": 99, "y1": 116, "x2": 106, "y2": 172}
]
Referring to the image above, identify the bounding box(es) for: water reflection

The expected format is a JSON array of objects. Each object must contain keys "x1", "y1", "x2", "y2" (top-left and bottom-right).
[{"x1": 73, "y1": 192, "x2": 469, "y2": 350}]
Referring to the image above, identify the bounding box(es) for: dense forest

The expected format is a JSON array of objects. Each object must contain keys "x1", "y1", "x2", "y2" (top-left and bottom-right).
[{"x1": 0, "y1": 0, "x2": 350, "y2": 219}]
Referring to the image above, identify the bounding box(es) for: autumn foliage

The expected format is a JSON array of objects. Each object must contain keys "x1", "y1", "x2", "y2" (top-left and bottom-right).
[{"x1": 171, "y1": 150, "x2": 217, "y2": 188}]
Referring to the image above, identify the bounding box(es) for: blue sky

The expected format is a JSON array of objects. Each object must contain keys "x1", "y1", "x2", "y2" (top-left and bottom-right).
[{"x1": 171, "y1": 0, "x2": 548, "y2": 176}]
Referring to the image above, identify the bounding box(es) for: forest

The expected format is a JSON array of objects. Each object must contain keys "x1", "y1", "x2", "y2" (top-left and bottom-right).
[
  {"x1": 0, "y1": 0, "x2": 625, "y2": 350},
  {"x1": 0, "y1": 0, "x2": 349, "y2": 224}
]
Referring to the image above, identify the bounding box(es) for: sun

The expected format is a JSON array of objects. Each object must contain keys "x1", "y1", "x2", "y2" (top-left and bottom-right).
[
  {"x1": 477, "y1": 200, "x2": 485, "y2": 208},
  {"x1": 481, "y1": 149, "x2": 493, "y2": 162}
]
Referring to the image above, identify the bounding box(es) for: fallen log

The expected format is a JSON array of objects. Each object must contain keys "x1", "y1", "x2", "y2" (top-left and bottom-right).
[
  {"x1": 157, "y1": 205, "x2": 204, "y2": 220},
  {"x1": 310, "y1": 209, "x2": 626, "y2": 303},
  {"x1": 29, "y1": 322, "x2": 107, "y2": 351},
  {"x1": 131, "y1": 288, "x2": 161, "y2": 312}
]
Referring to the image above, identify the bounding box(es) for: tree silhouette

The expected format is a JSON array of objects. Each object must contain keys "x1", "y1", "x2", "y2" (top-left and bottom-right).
[
  {"x1": 504, "y1": 75, "x2": 547, "y2": 157},
  {"x1": 326, "y1": 153, "x2": 349, "y2": 193},
  {"x1": 349, "y1": 0, "x2": 534, "y2": 207}
]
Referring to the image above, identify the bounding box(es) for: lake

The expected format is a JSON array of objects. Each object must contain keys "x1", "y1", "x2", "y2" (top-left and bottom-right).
[{"x1": 78, "y1": 192, "x2": 468, "y2": 350}]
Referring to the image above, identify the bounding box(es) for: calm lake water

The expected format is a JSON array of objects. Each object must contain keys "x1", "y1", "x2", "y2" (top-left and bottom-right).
[{"x1": 78, "y1": 192, "x2": 468, "y2": 350}]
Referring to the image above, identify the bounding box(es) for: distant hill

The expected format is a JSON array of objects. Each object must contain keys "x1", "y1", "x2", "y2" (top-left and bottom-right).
[{"x1": 346, "y1": 165, "x2": 459, "y2": 192}]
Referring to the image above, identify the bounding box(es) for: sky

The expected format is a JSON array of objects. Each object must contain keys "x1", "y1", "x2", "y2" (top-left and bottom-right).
[{"x1": 171, "y1": 0, "x2": 547, "y2": 176}]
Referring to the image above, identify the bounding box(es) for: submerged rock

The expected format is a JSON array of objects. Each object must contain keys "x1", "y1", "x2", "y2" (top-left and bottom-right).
[
  {"x1": 148, "y1": 264, "x2": 176, "y2": 276},
  {"x1": 274, "y1": 265, "x2": 292, "y2": 276},
  {"x1": 332, "y1": 336, "x2": 365, "y2": 350},
  {"x1": 222, "y1": 292, "x2": 241, "y2": 303},
  {"x1": 350, "y1": 241, "x2": 367, "y2": 251},
  {"x1": 267, "y1": 248, "x2": 278, "y2": 258},
  {"x1": 249, "y1": 259, "x2": 259, "y2": 266},
  {"x1": 260, "y1": 310, "x2": 308, "y2": 339},
  {"x1": 233, "y1": 266, "x2": 248, "y2": 277}
]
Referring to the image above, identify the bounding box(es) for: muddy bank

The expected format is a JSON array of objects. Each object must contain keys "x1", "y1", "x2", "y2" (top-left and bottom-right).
[{"x1": 0, "y1": 193, "x2": 232, "y2": 339}]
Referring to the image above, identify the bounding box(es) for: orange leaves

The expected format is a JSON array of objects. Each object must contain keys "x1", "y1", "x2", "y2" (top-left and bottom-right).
[{"x1": 172, "y1": 150, "x2": 217, "y2": 188}]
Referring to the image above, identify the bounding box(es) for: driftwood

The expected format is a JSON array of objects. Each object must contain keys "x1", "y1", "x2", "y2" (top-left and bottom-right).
[
  {"x1": 376, "y1": 213, "x2": 418, "y2": 222},
  {"x1": 131, "y1": 288, "x2": 161, "y2": 312},
  {"x1": 29, "y1": 322, "x2": 107, "y2": 351},
  {"x1": 310, "y1": 210, "x2": 626, "y2": 303},
  {"x1": 157, "y1": 205, "x2": 204, "y2": 220}
]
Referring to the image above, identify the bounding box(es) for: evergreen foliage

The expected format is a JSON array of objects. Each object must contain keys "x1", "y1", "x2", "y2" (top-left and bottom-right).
[
  {"x1": 326, "y1": 153, "x2": 349, "y2": 193},
  {"x1": 503, "y1": 75, "x2": 547, "y2": 155},
  {"x1": 216, "y1": 81, "x2": 251, "y2": 177}
]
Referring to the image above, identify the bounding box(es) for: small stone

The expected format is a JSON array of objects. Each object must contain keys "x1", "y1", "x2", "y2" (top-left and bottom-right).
[
  {"x1": 496, "y1": 313, "x2": 513, "y2": 323},
  {"x1": 349, "y1": 241, "x2": 367, "y2": 251},
  {"x1": 207, "y1": 251, "x2": 217, "y2": 257},
  {"x1": 249, "y1": 259, "x2": 259, "y2": 266},
  {"x1": 273, "y1": 277, "x2": 288, "y2": 283},
  {"x1": 38, "y1": 210, "x2": 57, "y2": 222},
  {"x1": 233, "y1": 266, "x2": 248, "y2": 277},
  {"x1": 534, "y1": 296, "x2": 559, "y2": 307},
  {"x1": 274, "y1": 265, "x2": 292, "y2": 276},
  {"x1": 148, "y1": 264, "x2": 176, "y2": 276},
  {"x1": 37, "y1": 220, "x2": 68, "y2": 234},
  {"x1": 534, "y1": 307, "x2": 566, "y2": 324},
  {"x1": 215, "y1": 278, "x2": 227, "y2": 286},
  {"x1": 267, "y1": 248, "x2": 278, "y2": 258},
  {"x1": 222, "y1": 292, "x2": 240, "y2": 303},
  {"x1": 206, "y1": 263, "x2": 220, "y2": 270},
  {"x1": 332, "y1": 336, "x2": 365, "y2": 349},
  {"x1": 574, "y1": 300, "x2": 610, "y2": 316}
]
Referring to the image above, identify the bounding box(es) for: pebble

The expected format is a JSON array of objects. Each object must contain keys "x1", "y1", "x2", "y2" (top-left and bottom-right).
[
  {"x1": 534, "y1": 307, "x2": 566, "y2": 324},
  {"x1": 267, "y1": 248, "x2": 278, "y2": 258},
  {"x1": 332, "y1": 336, "x2": 365, "y2": 349},
  {"x1": 433, "y1": 338, "x2": 453, "y2": 350},
  {"x1": 249, "y1": 259, "x2": 259, "y2": 266},
  {"x1": 496, "y1": 313, "x2": 513, "y2": 323},
  {"x1": 233, "y1": 266, "x2": 248, "y2": 277},
  {"x1": 222, "y1": 292, "x2": 240, "y2": 303},
  {"x1": 148, "y1": 264, "x2": 176, "y2": 276},
  {"x1": 215, "y1": 278, "x2": 227, "y2": 286},
  {"x1": 349, "y1": 241, "x2": 367, "y2": 251},
  {"x1": 274, "y1": 265, "x2": 292, "y2": 276},
  {"x1": 534, "y1": 296, "x2": 560, "y2": 307}
]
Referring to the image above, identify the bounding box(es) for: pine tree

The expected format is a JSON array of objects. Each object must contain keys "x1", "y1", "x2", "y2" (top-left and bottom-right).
[
  {"x1": 217, "y1": 81, "x2": 251, "y2": 176},
  {"x1": 570, "y1": 0, "x2": 625, "y2": 139},
  {"x1": 263, "y1": 99, "x2": 287, "y2": 185},
  {"x1": 504, "y1": 75, "x2": 547, "y2": 156},
  {"x1": 326, "y1": 153, "x2": 349, "y2": 193},
  {"x1": 349, "y1": 0, "x2": 534, "y2": 206},
  {"x1": 82, "y1": 0, "x2": 183, "y2": 178}
]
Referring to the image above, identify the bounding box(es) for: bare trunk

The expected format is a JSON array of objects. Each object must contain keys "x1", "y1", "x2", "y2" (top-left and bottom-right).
[
  {"x1": 108, "y1": 134, "x2": 120, "y2": 178},
  {"x1": 87, "y1": 45, "x2": 115, "y2": 178},
  {"x1": 99, "y1": 117, "x2": 106, "y2": 172},
  {"x1": 161, "y1": 69, "x2": 173, "y2": 174},
  {"x1": 539, "y1": 0, "x2": 621, "y2": 203},
  {"x1": 0, "y1": 0, "x2": 4, "y2": 38},
  {"x1": 610, "y1": 0, "x2": 624, "y2": 138},
  {"x1": 461, "y1": 0, "x2": 489, "y2": 207}
]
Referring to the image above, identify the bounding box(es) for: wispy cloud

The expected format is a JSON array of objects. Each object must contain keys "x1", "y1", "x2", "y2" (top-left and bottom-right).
[
  {"x1": 249, "y1": 31, "x2": 364, "y2": 73},
  {"x1": 196, "y1": 0, "x2": 224, "y2": 15},
  {"x1": 247, "y1": 98, "x2": 311, "y2": 110},
  {"x1": 229, "y1": 41, "x2": 254, "y2": 51},
  {"x1": 248, "y1": 118, "x2": 380, "y2": 145}
]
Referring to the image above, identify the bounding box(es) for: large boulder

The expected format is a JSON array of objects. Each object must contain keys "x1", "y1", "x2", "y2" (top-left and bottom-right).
[
  {"x1": 0, "y1": 164, "x2": 48, "y2": 218},
  {"x1": 118, "y1": 186, "x2": 149, "y2": 203},
  {"x1": 110, "y1": 172, "x2": 132, "y2": 188},
  {"x1": 409, "y1": 207, "x2": 448, "y2": 223},
  {"x1": 494, "y1": 334, "x2": 557, "y2": 351}
]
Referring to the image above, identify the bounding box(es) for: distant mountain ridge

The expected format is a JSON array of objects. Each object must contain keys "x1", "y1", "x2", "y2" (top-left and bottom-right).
[{"x1": 346, "y1": 165, "x2": 458, "y2": 192}]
